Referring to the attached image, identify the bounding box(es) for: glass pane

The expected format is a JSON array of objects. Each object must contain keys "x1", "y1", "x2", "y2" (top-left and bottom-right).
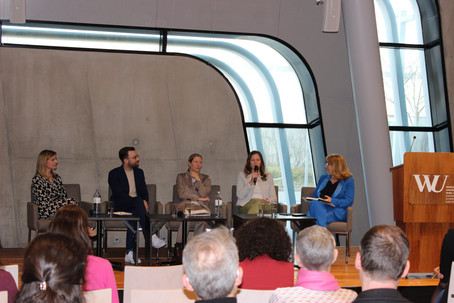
[
  {"x1": 380, "y1": 47, "x2": 431, "y2": 126},
  {"x1": 167, "y1": 32, "x2": 307, "y2": 124},
  {"x1": 374, "y1": 0, "x2": 423, "y2": 44},
  {"x1": 389, "y1": 131, "x2": 434, "y2": 166},
  {"x1": 246, "y1": 127, "x2": 316, "y2": 203},
  {"x1": 425, "y1": 45, "x2": 448, "y2": 125}
]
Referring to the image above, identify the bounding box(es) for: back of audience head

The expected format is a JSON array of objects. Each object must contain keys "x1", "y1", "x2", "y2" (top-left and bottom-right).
[
  {"x1": 295, "y1": 225, "x2": 337, "y2": 272},
  {"x1": 235, "y1": 217, "x2": 292, "y2": 262},
  {"x1": 48, "y1": 204, "x2": 91, "y2": 253},
  {"x1": 16, "y1": 233, "x2": 87, "y2": 303},
  {"x1": 182, "y1": 226, "x2": 242, "y2": 300},
  {"x1": 357, "y1": 224, "x2": 410, "y2": 282}
]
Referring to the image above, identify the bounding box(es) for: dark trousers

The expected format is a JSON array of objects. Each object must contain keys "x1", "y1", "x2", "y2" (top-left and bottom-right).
[{"x1": 115, "y1": 196, "x2": 150, "y2": 252}]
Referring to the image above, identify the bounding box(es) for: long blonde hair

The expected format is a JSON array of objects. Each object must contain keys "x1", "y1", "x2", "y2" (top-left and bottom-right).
[
  {"x1": 326, "y1": 154, "x2": 352, "y2": 181},
  {"x1": 35, "y1": 150, "x2": 56, "y2": 179}
]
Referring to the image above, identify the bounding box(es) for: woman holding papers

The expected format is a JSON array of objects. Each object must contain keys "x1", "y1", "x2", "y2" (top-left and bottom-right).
[
  {"x1": 308, "y1": 154, "x2": 354, "y2": 227},
  {"x1": 236, "y1": 150, "x2": 277, "y2": 214},
  {"x1": 174, "y1": 153, "x2": 211, "y2": 253}
]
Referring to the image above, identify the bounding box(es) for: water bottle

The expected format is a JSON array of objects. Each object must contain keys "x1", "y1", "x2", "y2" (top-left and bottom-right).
[
  {"x1": 215, "y1": 191, "x2": 223, "y2": 218},
  {"x1": 93, "y1": 189, "x2": 101, "y2": 215}
]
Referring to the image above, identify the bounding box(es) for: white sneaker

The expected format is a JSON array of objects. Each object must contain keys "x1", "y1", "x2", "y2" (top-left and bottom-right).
[
  {"x1": 125, "y1": 251, "x2": 142, "y2": 265},
  {"x1": 152, "y1": 235, "x2": 166, "y2": 249}
]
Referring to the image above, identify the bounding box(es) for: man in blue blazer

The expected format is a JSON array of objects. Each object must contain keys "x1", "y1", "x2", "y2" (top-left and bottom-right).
[{"x1": 108, "y1": 146, "x2": 165, "y2": 264}]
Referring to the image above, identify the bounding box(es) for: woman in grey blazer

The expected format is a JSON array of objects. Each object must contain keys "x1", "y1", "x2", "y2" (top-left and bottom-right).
[
  {"x1": 175, "y1": 153, "x2": 211, "y2": 245},
  {"x1": 236, "y1": 151, "x2": 277, "y2": 214}
]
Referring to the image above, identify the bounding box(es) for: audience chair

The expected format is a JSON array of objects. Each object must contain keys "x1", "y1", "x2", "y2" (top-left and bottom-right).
[
  {"x1": 123, "y1": 265, "x2": 184, "y2": 303},
  {"x1": 131, "y1": 289, "x2": 196, "y2": 303},
  {"x1": 0, "y1": 291, "x2": 7, "y2": 303},
  {"x1": 291, "y1": 186, "x2": 353, "y2": 263},
  {"x1": 236, "y1": 289, "x2": 274, "y2": 303},
  {"x1": 164, "y1": 184, "x2": 221, "y2": 251},
  {"x1": 84, "y1": 288, "x2": 112, "y2": 303},
  {"x1": 103, "y1": 184, "x2": 163, "y2": 258},
  {"x1": 231, "y1": 185, "x2": 287, "y2": 214},
  {"x1": 27, "y1": 184, "x2": 82, "y2": 243},
  {"x1": 0, "y1": 264, "x2": 18, "y2": 288}
]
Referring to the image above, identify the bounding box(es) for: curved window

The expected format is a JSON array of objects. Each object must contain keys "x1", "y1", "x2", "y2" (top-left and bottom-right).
[
  {"x1": 374, "y1": 0, "x2": 451, "y2": 165},
  {"x1": 1, "y1": 22, "x2": 326, "y2": 205}
]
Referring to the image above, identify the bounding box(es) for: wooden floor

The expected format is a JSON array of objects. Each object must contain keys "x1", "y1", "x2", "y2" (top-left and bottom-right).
[{"x1": 0, "y1": 246, "x2": 439, "y2": 290}]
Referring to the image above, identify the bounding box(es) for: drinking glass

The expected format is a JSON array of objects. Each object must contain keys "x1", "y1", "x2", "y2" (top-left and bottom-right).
[
  {"x1": 258, "y1": 202, "x2": 265, "y2": 217},
  {"x1": 172, "y1": 204, "x2": 177, "y2": 218},
  {"x1": 107, "y1": 201, "x2": 114, "y2": 217}
]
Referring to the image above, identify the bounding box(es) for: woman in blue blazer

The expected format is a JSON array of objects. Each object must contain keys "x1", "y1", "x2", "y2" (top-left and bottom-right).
[{"x1": 308, "y1": 154, "x2": 354, "y2": 227}]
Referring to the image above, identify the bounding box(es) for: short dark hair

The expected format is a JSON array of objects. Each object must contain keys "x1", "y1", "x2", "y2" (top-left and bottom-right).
[
  {"x1": 16, "y1": 233, "x2": 87, "y2": 303},
  {"x1": 360, "y1": 225, "x2": 409, "y2": 281},
  {"x1": 119, "y1": 147, "x2": 135, "y2": 163},
  {"x1": 235, "y1": 217, "x2": 292, "y2": 262}
]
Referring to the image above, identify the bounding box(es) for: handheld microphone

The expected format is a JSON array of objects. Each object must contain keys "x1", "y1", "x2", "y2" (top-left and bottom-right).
[
  {"x1": 409, "y1": 136, "x2": 416, "y2": 152},
  {"x1": 253, "y1": 166, "x2": 259, "y2": 185}
]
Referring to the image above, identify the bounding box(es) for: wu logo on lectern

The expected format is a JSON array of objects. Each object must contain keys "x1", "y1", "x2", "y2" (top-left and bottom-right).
[{"x1": 413, "y1": 175, "x2": 448, "y2": 193}]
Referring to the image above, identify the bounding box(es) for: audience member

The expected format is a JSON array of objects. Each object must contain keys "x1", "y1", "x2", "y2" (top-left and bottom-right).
[
  {"x1": 270, "y1": 225, "x2": 357, "y2": 302},
  {"x1": 234, "y1": 217, "x2": 293, "y2": 289},
  {"x1": 31, "y1": 149, "x2": 76, "y2": 220},
  {"x1": 174, "y1": 153, "x2": 211, "y2": 258},
  {"x1": 236, "y1": 151, "x2": 277, "y2": 214},
  {"x1": 431, "y1": 229, "x2": 454, "y2": 303},
  {"x1": 182, "y1": 226, "x2": 242, "y2": 302},
  {"x1": 108, "y1": 146, "x2": 165, "y2": 264},
  {"x1": 48, "y1": 204, "x2": 119, "y2": 303},
  {"x1": 308, "y1": 154, "x2": 354, "y2": 227},
  {"x1": 353, "y1": 225, "x2": 411, "y2": 303},
  {"x1": 0, "y1": 266, "x2": 17, "y2": 303},
  {"x1": 16, "y1": 233, "x2": 87, "y2": 303}
]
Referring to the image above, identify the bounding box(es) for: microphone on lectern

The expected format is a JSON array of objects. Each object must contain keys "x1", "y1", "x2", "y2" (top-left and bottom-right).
[
  {"x1": 253, "y1": 166, "x2": 259, "y2": 185},
  {"x1": 409, "y1": 136, "x2": 416, "y2": 152}
]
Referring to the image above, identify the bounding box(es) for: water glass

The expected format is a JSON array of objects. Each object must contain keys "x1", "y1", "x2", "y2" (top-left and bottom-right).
[
  {"x1": 271, "y1": 204, "x2": 278, "y2": 218},
  {"x1": 258, "y1": 202, "x2": 265, "y2": 217},
  {"x1": 107, "y1": 201, "x2": 114, "y2": 217},
  {"x1": 172, "y1": 204, "x2": 177, "y2": 218}
]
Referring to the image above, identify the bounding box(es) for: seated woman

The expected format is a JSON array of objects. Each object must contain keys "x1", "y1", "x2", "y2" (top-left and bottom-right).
[
  {"x1": 236, "y1": 151, "x2": 277, "y2": 214},
  {"x1": 31, "y1": 150, "x2": 76, "y2": 219},
  {"x1": 48, "y1": 204, "x2": 120, "y2": 303},
  {"x1": 235, "y1": 217, "x2": 294, "y2": 290},
  {"x1": 16, "y1": 233, "x2": 87, "y2": 303},
  {"x1": 174, "y1": 153, "x2": 211, "y2": 249},
  {"x1": 308, "y1": 154, "x2": 354, "y2": 227}
]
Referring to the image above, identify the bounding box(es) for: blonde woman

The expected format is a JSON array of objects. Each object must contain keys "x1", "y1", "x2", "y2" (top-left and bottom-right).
[
  {"x1": 31, "y1": 150, "x2": 75, "y2": 219},
  {"x1": 308, "y1": 154, "x2": 354, "y2": 227}
]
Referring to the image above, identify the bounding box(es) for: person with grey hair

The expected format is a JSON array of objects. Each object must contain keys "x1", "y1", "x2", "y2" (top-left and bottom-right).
[
  {"x1": 353, "y1": 225, "x2": 411, "y2": 303},
  {"x1": 182, "y1": 226, "x2": 243, "y2": 302},
  {"x1": 270, "y1": 225, "x2": 357, "y2": 302}
]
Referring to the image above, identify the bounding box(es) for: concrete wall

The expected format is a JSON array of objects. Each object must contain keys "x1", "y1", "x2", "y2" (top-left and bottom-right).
[
  {"x1": 3, "y1": 0, "x2": 451, "y2": 247},
  {"x1": 0, "y1": 48, "x2": 246, "y2": 247}
]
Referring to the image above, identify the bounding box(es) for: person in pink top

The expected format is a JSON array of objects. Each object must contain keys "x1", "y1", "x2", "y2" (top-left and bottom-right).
[
  {"x1": 48, "y1": 204, "x2": 119, "y2": 303},
  {"x1": 270, "y1": 225, "x2": 357, "y2": 302},
  {"x1": 235, "y1": 217, "x2": 294, "y2": 290}
]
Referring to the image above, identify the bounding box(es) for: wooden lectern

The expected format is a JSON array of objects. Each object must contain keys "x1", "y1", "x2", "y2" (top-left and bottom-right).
[{"x1": 391, "y1": 152, "x2": 454, "y2": 273}]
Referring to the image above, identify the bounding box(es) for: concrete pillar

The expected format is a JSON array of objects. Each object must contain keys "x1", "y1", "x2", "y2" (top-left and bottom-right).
[{"x1": 342, "y1": 0, "x2": 395, "y2": 226}]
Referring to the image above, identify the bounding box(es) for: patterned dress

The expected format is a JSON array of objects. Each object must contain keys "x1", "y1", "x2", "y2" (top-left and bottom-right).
[{"x1": 31, "y1": 174, "x2": 75, "y2": 219}]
